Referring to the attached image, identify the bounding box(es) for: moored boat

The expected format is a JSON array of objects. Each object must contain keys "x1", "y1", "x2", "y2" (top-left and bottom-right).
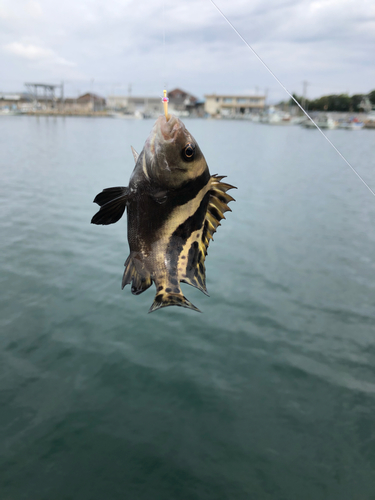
[
  {"x1": 301, "y1": 115, "x2": 337, "y2": 129},
  {"x1": 338, "y1": 117, "x2": 364, "y2": 130}
]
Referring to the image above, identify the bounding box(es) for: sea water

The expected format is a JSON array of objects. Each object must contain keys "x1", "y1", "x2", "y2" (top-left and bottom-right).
[{"x1": 1, "y1": 115, "x2": 375, "y2": 499}]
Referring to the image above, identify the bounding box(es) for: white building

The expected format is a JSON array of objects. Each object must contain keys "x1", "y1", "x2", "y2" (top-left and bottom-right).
[{"x1": 204, "y1": 94, "x2": 266, "y2": 117}]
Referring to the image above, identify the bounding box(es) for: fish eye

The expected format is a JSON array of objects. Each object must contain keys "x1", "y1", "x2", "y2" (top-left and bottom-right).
[{"x1": 182, "y1": 143, "x2": 195, "y2": 162}]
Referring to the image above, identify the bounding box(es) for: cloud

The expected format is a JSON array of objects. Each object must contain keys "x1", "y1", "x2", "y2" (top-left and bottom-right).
[
  {"x1": 0, "y1": 0, "x2": 43, "y2": 20},
  {"x1": 0, "y1": 0, "x2": 374, "y2": 99},
  {"x1": 3, "y1": 42, "x2": 76, "y2": 66},
  {"x1": 26, "y1": 0, "x2": 43, "y2": 19}
]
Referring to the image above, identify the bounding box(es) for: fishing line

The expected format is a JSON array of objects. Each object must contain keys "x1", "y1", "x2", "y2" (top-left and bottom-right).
[
  {"x1": 162, "y1": 0, "x2": 167, "y2": 91},
  {"x1": 161, "y1": 0, "x2": 169, "y2": 119},
  {"x1": 209, "y1": 0, "x2": 375, "y2": 198}
]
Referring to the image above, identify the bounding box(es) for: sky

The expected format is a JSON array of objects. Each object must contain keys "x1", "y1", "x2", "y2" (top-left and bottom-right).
[{"x1": 0, "y1": 0, "x2": 374, "y2": 103}]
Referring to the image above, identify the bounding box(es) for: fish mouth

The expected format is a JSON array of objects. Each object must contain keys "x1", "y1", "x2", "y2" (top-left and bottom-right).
[
  {"x1": 145, "y1": 115, "x2": 178, "y2": 157},
  {"x1": 146, "y1": 114, "x2": 191, "y2": 175},
  {"x1": 158, "y1": 114, "x2": 181, "y2": 141}
]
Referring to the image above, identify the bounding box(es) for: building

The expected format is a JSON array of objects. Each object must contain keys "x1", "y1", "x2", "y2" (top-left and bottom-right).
[
  {"x1": 168, "y1": 88, "x2": 205, "y2": 116},
  {"x1": 60, "y1": 93, "x2": 106, "y2": 113},
  {"x1": 0, "y1": 92, "x2": 29, "y2": 111},
  {"x1": 107, "y1": 89, "x2": 204, "y2": 117},
  {"x1": 106, "y1": 95, "x2": 161, "y2": 116},
  {"x1": 168, "y1": 88, "x2": 196, "y2": 112},
  {"x1": 75, "y1": 93, "x2": 106, "y2": 112},
  {"x1": 204, "y1": 94, "x2": 266, "y2": 117}
]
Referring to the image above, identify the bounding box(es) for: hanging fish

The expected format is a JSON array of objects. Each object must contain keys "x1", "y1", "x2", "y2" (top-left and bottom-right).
[{"x1": 91, "y1": 114, "x2": 236, "y2": 312}]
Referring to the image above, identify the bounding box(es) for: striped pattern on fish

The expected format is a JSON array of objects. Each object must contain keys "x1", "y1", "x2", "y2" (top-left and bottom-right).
[{"x1": 91, "y1": 114, "x2": 235, "y2": 313}]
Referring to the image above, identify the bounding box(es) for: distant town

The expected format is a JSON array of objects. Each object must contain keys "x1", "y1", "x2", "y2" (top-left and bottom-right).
[{"x1": 1, "y1": 82, "x2": 375, "y2": 129}]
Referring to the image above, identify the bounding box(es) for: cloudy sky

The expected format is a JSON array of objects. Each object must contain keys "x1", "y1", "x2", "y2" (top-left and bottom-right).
[{"x1": 1, "y1": 0, "x2": 374, "y2": 102}]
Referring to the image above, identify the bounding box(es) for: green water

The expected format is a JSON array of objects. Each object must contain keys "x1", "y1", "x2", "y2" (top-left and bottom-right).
[{"x1": 1, "y1": 115, "x2": 375, "y2": 499}]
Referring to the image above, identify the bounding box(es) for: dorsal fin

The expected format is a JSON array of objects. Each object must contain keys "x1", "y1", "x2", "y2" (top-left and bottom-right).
[
  {"x1": 201, "y1": 174, "x2": 236, "y2": 256},
  {"x1": 131, "y1": 146, "x2": 139, "y2": 164}
]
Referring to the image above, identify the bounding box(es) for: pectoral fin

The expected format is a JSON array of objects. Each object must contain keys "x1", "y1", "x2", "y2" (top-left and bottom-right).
[{"x1": 91, "y1": 186, "x2": 130, "y2": 225}]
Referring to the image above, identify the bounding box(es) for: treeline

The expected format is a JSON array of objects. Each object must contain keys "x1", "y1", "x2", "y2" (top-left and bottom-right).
[{"x1": 288, "y1": 89, "x2": 375, "y2": 112}]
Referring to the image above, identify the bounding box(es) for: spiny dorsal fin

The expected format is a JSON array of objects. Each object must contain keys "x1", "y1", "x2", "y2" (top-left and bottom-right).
[
  {"x1": 131, "y1": 146, "x2": 139, "y2": 164},
  {"x1": 122, "y1": 254, "x2": 152, "y2": 295},
  {"x1": 201, "y1": 174, "x2": 236, "y2": 255}
]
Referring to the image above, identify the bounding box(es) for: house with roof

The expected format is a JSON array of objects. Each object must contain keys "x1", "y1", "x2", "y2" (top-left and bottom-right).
[{"x1": 168, "y1": 88, "x2": 204, "y2": 116}]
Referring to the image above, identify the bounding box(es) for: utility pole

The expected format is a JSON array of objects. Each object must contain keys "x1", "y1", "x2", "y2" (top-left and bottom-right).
[
  {"x1": 90, "y1": 78, "x2": 94, "y2": 113},
  {"x1": 128, "y1": 83, "x2": 132, "y2": 113},
  {"x1": 61, "y1": 81, "x2": 64, "y2": 111},
  {"x1": 302, "y1": 80, "x2": 309, "y2": 111}
]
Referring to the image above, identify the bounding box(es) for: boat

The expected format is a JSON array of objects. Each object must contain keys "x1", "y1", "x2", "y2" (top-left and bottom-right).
[
  {"x1": 301, "y1": 115, "x2": 337, "y2": 129},
  {"x1": 338, "y1": 117, "x2": 364, "y2": 130},
  {"x1": 364, "y1": 113, "x2": 375, "y2": 129},
  {"x1": 261, "y1": 109, "x2": 293, "y2": 125},
  {"x1": 0, "y1": 107, "x2": 21, "y2": 116}
]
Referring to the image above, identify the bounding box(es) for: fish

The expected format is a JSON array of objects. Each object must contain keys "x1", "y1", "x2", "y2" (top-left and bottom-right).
[{"x1": 91, "y1": 114, "x2": 236, "y2": 313}]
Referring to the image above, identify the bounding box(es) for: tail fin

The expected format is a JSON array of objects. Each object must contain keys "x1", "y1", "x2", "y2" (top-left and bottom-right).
[{"x1": 148, "y1": 291, "x2": 201, "y2": 313}]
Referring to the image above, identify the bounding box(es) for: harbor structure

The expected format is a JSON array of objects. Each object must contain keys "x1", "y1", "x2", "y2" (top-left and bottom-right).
[
  {"x1": 204, "y1": 93, "x2": 266, "y2": 117},
  {"x1": 25, "y1": 82, "x2": 64, "y2": 109}
]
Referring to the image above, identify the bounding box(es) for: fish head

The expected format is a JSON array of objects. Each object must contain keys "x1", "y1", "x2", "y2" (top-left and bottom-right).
[{"x1": 144, "y1": 114, "x2": 208, "y2": 188}]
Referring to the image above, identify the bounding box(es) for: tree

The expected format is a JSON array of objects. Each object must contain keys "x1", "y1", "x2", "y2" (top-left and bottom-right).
[
  {"x1": 351, "y1": 94, "x2": 364, "y2": 112},
  {"x1": 308, "y1": 94, "x2": 351, "y2": 112},
  {"x1": 289, "y1": 93, "x2": 303, "y2": 106},
  {"x1": 368, "y1": 90, "x2": 375, "y2": 106}
]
